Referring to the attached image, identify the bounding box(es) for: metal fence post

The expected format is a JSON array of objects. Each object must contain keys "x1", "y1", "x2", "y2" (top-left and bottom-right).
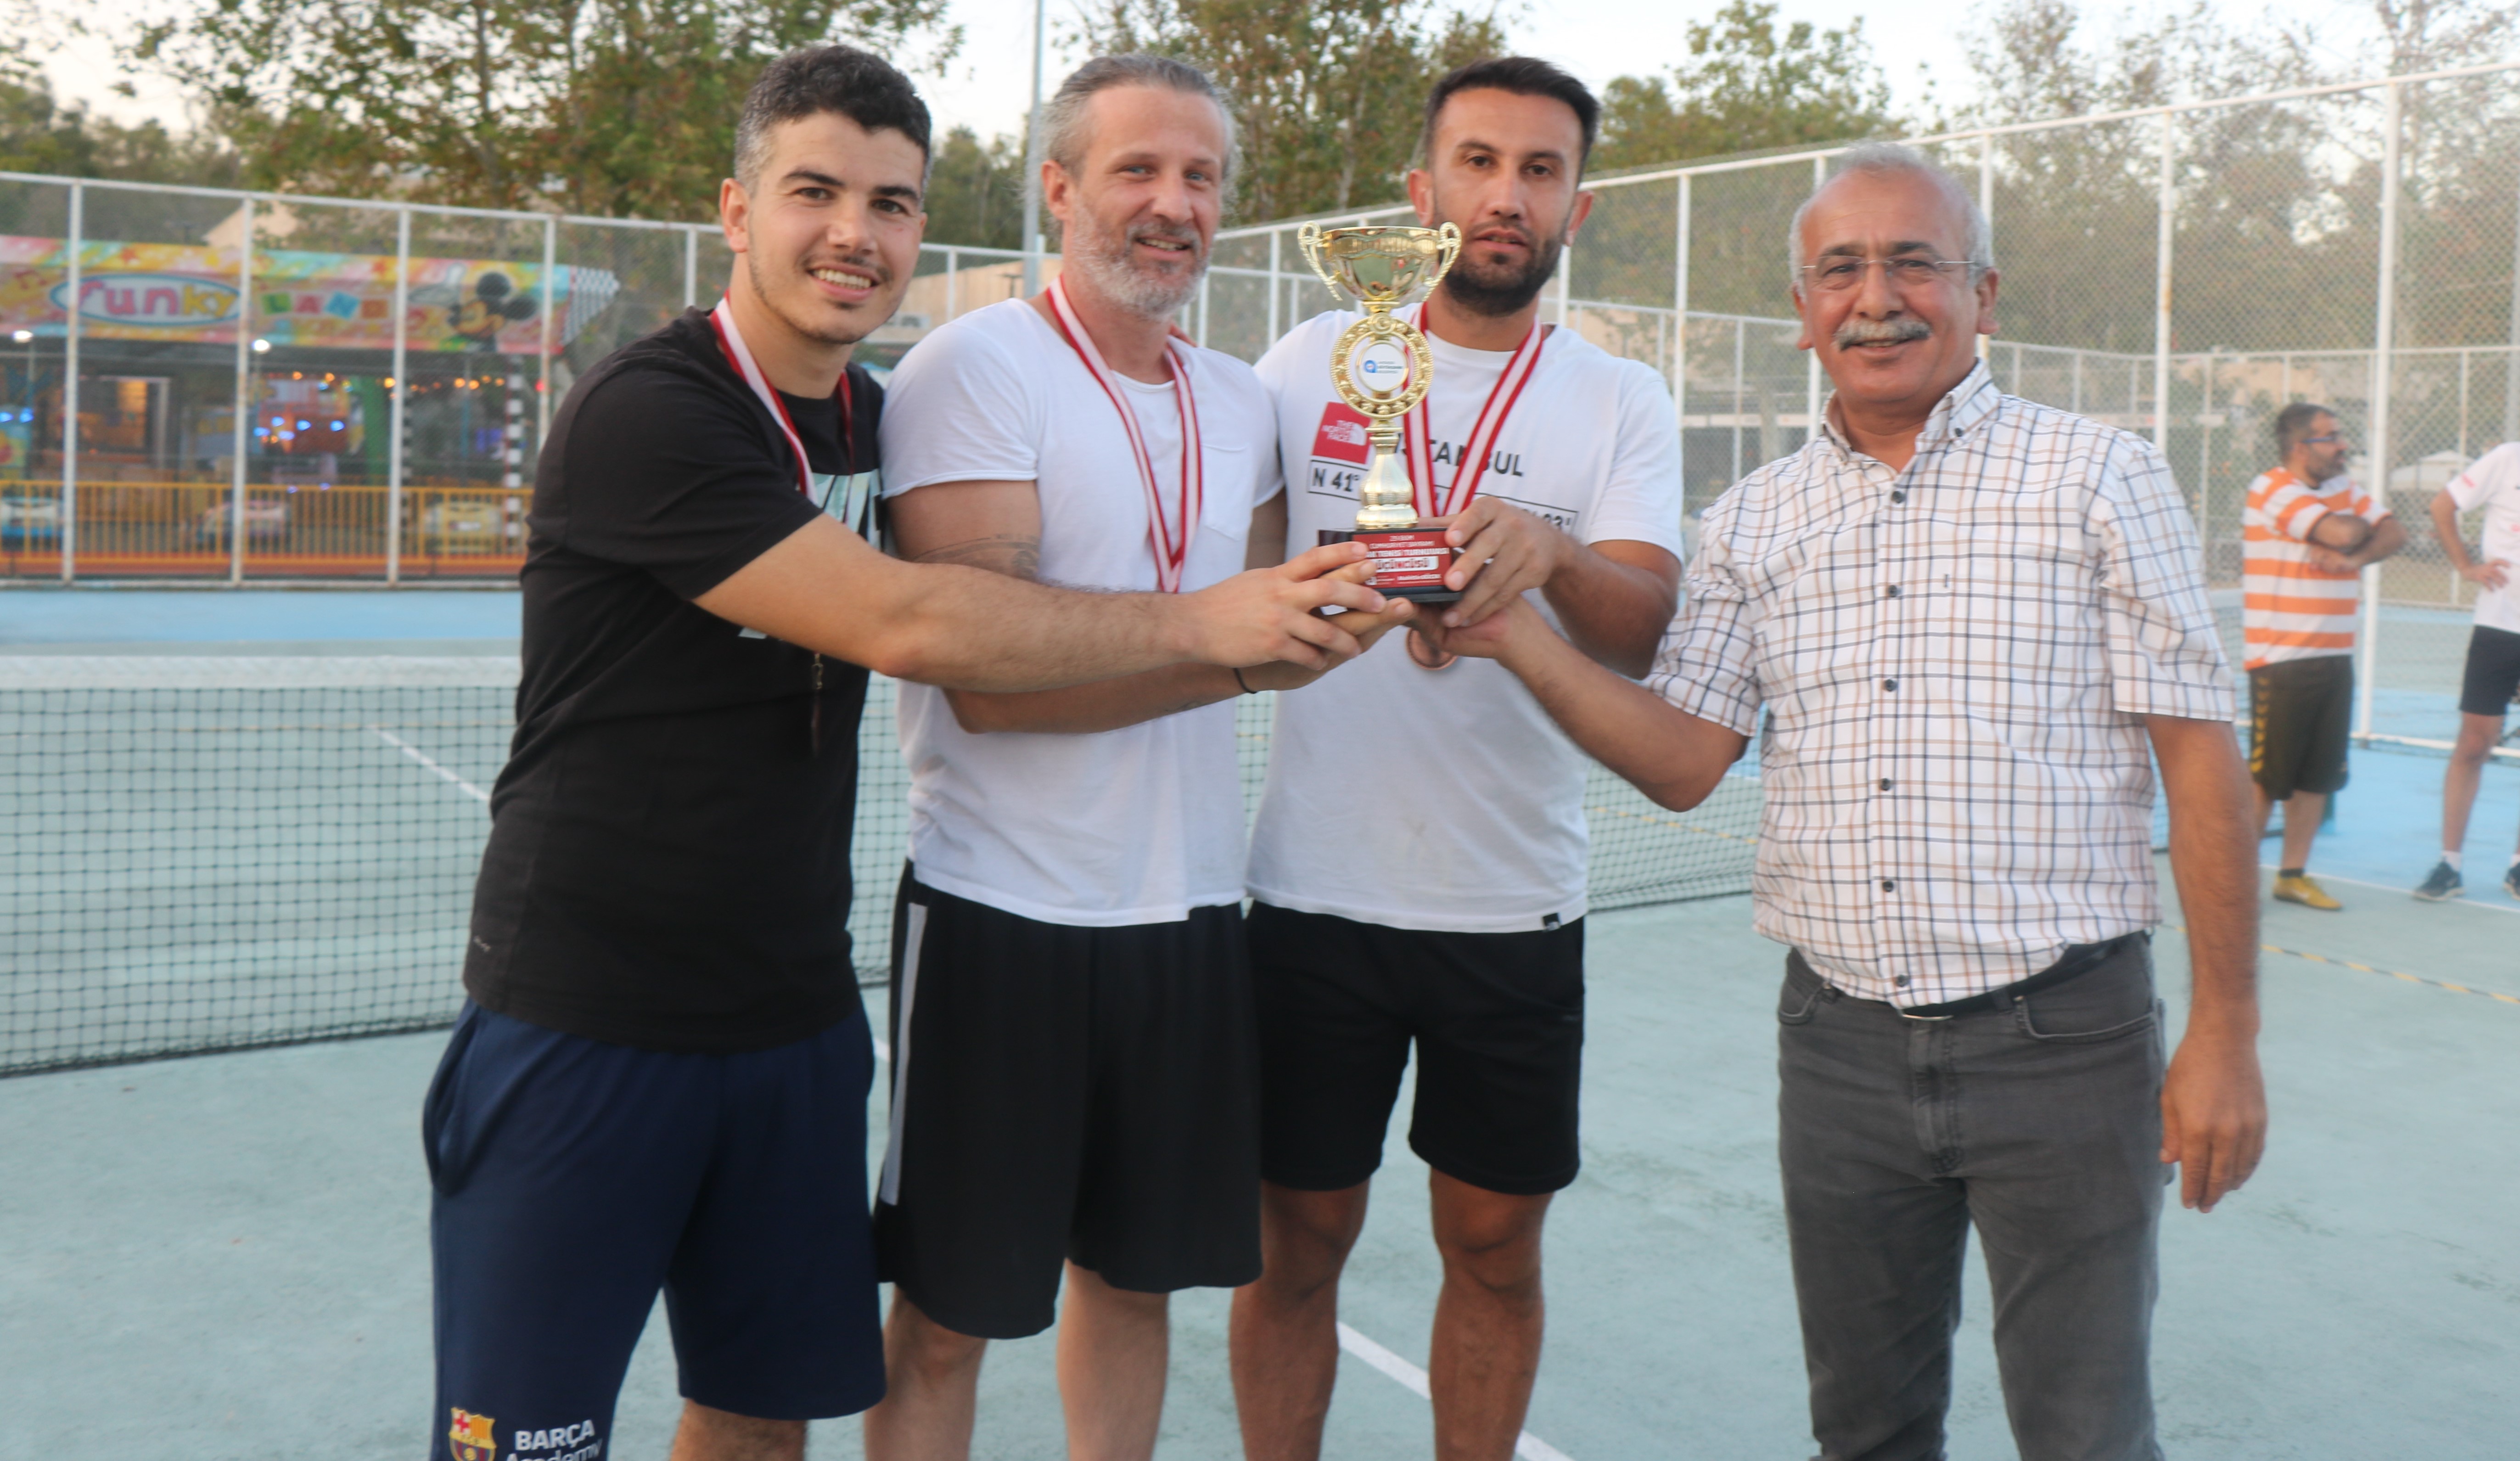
[
  {"x1": 58, "y1": 181, "x2": 81, "y2": 583},
  {"x1": 2152, "y1": 114, "x2": 2176, "y2": 448},
  {"x1": 1673, "y1": 174, "x2": 1690, "y2": 454},
  {"x1": 1731, "y1": 317, "x2": 1746, "y2": 484},
  {"x1": 1196, "y1": 272, "x2": 1210, "y2": 348},
  {"x1": 2506, "y1": 167, "x2": 2520, "y2": 442},
  {"x1": 1266, "y1": 229, "x2": 1280, "y2": 343},
  {"x1": 683, "y1": 226, "x2": 699, "y2": 309},
  {"x1": 944, "y1": 246, "x2": 960, "y2": 321},
  {"x1": 387, "y1": 207, "x2": 410, "y2": 585},
  {"x1": 1807, "y1": 157, "x2": 1826, "y2": 443},
  {"x1": 2358, "y1": 79, "x2": 2404, "y2": 743},
  {"x1": 1555, "y1": 241, "x2": 1573, "y2": 330},
  {"x1": 230, "y1": 197, "x2": 253, "y2": 585},
  {"x1": 537, "y1": 215, "x2": 557, "y2": 449},
  {"x1": 1978, "y1": 132, "x2": 1995, "y2": 365}
]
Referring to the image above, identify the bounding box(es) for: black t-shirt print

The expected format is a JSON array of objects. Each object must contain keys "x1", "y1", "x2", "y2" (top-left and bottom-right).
[{"x1": 462, "y1": 307, "x2": 886, "y2": 1053}]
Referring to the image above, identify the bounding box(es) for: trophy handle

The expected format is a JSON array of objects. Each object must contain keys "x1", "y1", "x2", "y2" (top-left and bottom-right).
[
  {"x1": 1294, "y1": 223, "x2": 1348, "y2": 304},
  {"x1": 1423, "y1": 222, "x2": 1464, "y2": 296}
]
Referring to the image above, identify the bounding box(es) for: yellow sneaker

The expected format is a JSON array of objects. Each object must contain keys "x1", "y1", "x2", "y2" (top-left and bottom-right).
[{"x1": 2273, "y1": 873, "x2": 2343, "y2": 910}]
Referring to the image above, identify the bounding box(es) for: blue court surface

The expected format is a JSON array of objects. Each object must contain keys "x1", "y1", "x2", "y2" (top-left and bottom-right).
[
  {"x1": 0, "y1": 586, "x2": 522, "y2": 652},
  {"x1": 4, "y1": 590, "x2": 2517, "y2": 1458},
  {"x1": 3, "y1": 871, "x2": 2514, "y2": 1460}
]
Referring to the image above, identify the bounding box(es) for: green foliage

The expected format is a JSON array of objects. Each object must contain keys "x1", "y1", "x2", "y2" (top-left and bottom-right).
[
  {"x1": 1592, "y1": 1, "x2": 1900, "y2": 174},
  {"x1": 1077, "y1": 0, "x2": 1510, "y2": 221},
  {"x1": 128, "y1": 0, "x2": 960, "y2": 217},
  {"x1": 0, "y1": 72, "x2": 241, "y2": 184},
  {"x1": 921, "y1": 124, "x2": 1024, "y2": 248}
]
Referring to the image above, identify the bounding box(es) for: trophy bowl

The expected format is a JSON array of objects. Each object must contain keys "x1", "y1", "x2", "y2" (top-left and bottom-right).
[{"x1": 1297, "y1": 223, "x2": 1463, "y2": 307}]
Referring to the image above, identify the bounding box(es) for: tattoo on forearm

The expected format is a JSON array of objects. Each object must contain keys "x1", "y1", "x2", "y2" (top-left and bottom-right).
[{"x1": 913, "y1": 534, "x2": 1041, "y2": 579}]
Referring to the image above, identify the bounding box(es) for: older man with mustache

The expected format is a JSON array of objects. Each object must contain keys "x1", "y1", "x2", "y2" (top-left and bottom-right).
[{"x1": 1431, "y1": 142, "x2": 2267, "y2": 1461}]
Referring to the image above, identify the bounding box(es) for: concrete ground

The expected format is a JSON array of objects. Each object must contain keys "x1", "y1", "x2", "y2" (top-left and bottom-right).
[{"x1": 4, "y1": 861, "x2": 2514, "y2": 1461}]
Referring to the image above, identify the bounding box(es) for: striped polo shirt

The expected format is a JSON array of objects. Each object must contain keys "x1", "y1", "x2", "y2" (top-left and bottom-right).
[{"x1": 2241, "y1": 467, "x2": 2386, "y2": 669}]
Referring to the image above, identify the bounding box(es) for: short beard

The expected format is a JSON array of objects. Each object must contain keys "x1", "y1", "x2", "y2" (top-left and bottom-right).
[
  {"x1": 1439, "y1": 231, "x2": 1564, "y2": 318},
  {"x1": 746, "y1": 247, "x2": 877, "y2": 349},
  {"x1": 1066, "y1": 207, "x2": 1205, "y2": 320},
  {"x1": 1833, "y1": 317, "x2": 1932, "y2": 350}
]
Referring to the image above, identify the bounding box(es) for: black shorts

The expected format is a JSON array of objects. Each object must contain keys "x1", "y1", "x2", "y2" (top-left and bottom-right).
[
  {"x1": 2248, "y1": 655, "x2": 2353, "y2": 799},
  {"x1": 1248, "y1": 902, "x2": 1585, "y2": 1198},
  {"x1": 873, "y1": 869, "x2": 1260, "y2": 1341},
  {"x1": 425, "y1": 1000, "x2": 882, "y2": 1456},
  {"x1": 2459, "y1": 625, "x2": 2520, "y2": 718}
]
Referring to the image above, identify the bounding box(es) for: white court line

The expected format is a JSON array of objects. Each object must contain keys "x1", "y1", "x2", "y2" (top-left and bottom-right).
[
  {"x1": 1335, "y1": 1324, "x2": 1576, "y2": 1461},
  {"x1": 866, "y1": 1038, "x2": 1577, "y2": 1461},
  {"x1": 370, "y1": 726, "x2": 491, "y2": 804}
]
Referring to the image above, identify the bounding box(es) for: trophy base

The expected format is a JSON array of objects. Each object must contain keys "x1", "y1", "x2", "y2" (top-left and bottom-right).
[{"x1": 1320, "y1": 528, "x2": 1461, "y2": 602}]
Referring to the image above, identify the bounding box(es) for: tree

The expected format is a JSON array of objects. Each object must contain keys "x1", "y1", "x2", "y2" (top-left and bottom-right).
[
  {"x1": 0, "y1": 73, "x2": 241, "y2": 184},
  {"x1": 127, "y1": 0, "x2": 960, "y2": 217},
  {"x1": 1077, "y1": 0, "x2": 1509, "y2": 222},
  {"x1": 921, "y1": 124, "x2": 1024, "y2": 248},
  {"x1": 1591, "y1": 0, "x2": 1901, "y2": 174}
]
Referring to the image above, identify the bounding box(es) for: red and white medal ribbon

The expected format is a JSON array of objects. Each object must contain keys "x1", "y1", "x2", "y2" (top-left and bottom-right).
[
  {"x1": 1398, "y1": 303, "x2": 1545, "y2": 521},
  {"x1": 1045, "y1": 276, "x2": 1203, "y2": 593},
  {"x1": 707, "y1": 296, "x2": 853, "y2": 500}
]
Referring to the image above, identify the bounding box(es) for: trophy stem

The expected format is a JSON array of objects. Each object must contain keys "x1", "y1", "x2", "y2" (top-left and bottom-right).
[{"x1": 1354, "y1": 424, "x2": 1417, "y2": 530}]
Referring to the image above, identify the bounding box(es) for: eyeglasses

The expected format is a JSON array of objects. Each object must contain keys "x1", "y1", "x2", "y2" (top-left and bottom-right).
[
  {"x1": 1797, "y1": 256, "x2": 1972, "y2": 293},
  {"x1": 2301, "y1": 433, "x2": 2346, "y2": 445}
]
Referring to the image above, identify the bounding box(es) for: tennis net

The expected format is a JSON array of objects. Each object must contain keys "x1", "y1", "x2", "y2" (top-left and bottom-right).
[{"x1": 0, "y1": 656, "x2": 1759, "y2": 1077}]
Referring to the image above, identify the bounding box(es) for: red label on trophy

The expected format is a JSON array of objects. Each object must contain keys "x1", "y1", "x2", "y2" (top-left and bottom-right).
[{"x1": 1319, "y1": 528, "x2": 1459, "y2": 601}]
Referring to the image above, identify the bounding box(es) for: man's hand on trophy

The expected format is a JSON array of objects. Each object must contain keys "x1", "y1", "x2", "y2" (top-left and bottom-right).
[
  {"x1": 1431, "y1": 499, "x2": 1575, "y2": 630},
  {"x1": 1178, "y1": 543, "x2": 1393, "y2": 671},
  {"x1": 1237, "y1": 583, "x2": 1417, "y2": 692},
  {"x1": 1416, "y1": 595, "x2": 1549, "y2": 664}
]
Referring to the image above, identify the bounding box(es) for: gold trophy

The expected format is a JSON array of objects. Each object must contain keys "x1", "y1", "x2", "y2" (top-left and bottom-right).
[{"x1": 1297, "y1": 221, "x2": 1465, "y2": 601}]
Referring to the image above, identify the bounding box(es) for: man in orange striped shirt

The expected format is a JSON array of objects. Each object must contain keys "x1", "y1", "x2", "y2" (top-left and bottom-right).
[{"x1": 2241, "y1": 403, "x2": 2407, "y2": 909}]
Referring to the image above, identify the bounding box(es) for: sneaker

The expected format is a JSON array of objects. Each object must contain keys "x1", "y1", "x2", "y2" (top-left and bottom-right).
[
  {"x1": 2505, "y1": 864, "x2": 2520, "y2": 902},
  {"x1": 2272, "y1": 872, "x2": 2343, "y2": 910},
  {"x1": 2412, "y1": 860, "x2": 2464, "y2": 902}
]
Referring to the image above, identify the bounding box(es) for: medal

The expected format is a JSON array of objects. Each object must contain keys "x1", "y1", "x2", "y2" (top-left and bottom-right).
[{"x1": 1044, "y1": 276, "x2": 1204, "y2": 592}]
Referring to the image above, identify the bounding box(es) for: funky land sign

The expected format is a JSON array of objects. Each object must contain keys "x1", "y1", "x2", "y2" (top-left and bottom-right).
[{"x1": 0, "y1": 237, "x2": 620, "y2": 353}]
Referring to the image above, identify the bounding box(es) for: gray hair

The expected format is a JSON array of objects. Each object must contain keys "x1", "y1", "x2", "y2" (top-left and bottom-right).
[
  {"x1": 1040, "y1": 54, "x2": 1239, "y2": 190},
  {"x1": 1786, "y1": 141, "x2": 1993, "y2": 288}
]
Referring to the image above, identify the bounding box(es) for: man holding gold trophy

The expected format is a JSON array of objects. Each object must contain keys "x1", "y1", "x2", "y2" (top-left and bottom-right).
[{"x1": 1233, "y1": 57, "x2": 1686, "y2": 1461}]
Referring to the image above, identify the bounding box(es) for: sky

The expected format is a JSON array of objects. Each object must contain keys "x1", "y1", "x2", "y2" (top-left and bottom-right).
[{"x1": 45, "y1": 0, "x2": 2385, "y2": 151}]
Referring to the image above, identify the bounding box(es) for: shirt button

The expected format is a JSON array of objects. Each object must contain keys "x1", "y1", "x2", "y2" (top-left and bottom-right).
[
  {"x1": 1886, "y1": 584, "x2": 1902, "y2": 597},
  {"x1": 1880, "y1": 778, "x2": 1893, "y2": 791},
  {"x1": 1881, "y1": 879, "x2": 1897, "y2": 892},
  {"x1": 1890, "y1": 490, "x2": 1907, "y2": 504},
  {"x1": 1882, "y1": 678, "x2": 1898, "y2": 691},
  {"x1": 1894, "y1": 974, "x2": 1911, "y2": 987}
]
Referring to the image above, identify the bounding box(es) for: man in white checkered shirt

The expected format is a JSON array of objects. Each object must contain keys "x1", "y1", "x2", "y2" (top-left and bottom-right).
[{"x1": 1433, "y1": 143, "x2": 2267, "y2": 1461}]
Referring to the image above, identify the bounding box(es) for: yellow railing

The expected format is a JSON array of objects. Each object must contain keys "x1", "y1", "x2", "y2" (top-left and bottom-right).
[{"x1": 0, "y1": 479, "x2": 530, "y2": 576}]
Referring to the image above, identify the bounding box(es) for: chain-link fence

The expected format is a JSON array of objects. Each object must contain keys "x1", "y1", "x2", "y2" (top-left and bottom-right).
[
  {"x1": 1192, "y1": 61, "x2": 2520, "y2": 759},
  {"x1": 6, "y1": 61, "x2": 2517, "y2": 755}
]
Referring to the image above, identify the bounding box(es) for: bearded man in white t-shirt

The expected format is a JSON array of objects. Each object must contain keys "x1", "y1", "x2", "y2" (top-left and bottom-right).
[
  {"x1": 1230, "y1": 57, "x2": 1685, "y2": 1461},
  {"x1": 863, "y1": 54, "x2": 1410, "y2": 1461}
]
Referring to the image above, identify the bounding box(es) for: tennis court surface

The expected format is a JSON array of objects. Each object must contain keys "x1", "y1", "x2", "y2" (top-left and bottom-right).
[{"x1": 3, "y1": 592, "x2": 2516, "y2": 1457}]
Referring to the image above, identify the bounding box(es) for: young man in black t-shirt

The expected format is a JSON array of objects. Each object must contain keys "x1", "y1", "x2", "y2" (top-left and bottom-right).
[{"x1": 424, "y1": 46, "x2": 1400, "y2": 1461}]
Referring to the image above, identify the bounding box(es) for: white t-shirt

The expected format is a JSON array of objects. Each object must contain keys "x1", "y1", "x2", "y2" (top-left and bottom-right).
[
  {"x1": 878, "y1": 298, "x2": 1281, "y2": 926},
  {"x1": 2448, "y1": 442, "x2": 2520, "y2": 635},
  {"x1": 1245, "y1": 310, "x2": 1686, "y2": 933}
]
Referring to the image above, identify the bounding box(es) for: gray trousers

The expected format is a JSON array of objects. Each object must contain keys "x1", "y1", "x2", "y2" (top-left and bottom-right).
[{"x1": 1777, "y1": 940, "x2": 2167, "y2": 1461}]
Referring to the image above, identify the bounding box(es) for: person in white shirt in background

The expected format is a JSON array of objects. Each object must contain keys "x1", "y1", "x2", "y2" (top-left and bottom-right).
[
  {"x1": 1229, "y1": 57, "x2": 1685, "y2": 1461},
  {"x1": 863, "y1": 55, "x2": 1411, "y2": 1461},
  {"x1": 2413, "y1": 442, "x2": 2520, "y2": 902}
]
